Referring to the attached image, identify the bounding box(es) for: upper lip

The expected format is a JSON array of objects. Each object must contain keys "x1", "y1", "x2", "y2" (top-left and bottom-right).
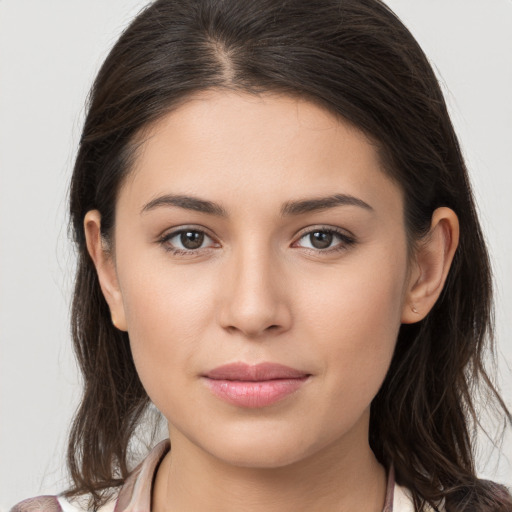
[{"x1": 204, "y1": 362, "x2": 309, "y2": 381}]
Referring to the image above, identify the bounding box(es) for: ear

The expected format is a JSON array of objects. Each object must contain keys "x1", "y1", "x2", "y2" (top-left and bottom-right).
[
  {"x1": 84, "y1": 210, "x2": 127, "y2": 331},
  {"x1": 401, "y1": 207, "x2": 459, "y2": 324}
]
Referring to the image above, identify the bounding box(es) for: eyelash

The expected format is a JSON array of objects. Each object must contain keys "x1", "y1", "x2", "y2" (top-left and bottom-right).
[{"x1": 157, "y1": 226, "x2": 356, "y2": 257}]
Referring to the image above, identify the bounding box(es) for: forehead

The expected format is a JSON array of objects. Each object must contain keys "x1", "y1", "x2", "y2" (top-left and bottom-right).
[{"x1": 119, "y1": 90, "x2": 403, "y2": 220}]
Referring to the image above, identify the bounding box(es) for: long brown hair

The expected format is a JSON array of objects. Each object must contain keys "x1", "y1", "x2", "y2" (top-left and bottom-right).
[{"x1": 65, "y1": 0, "x2": 511, "y2": 510}]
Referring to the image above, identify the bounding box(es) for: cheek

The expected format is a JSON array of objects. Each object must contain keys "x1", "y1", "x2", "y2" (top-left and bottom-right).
[
  {"x1": 118, "y1": 251, "x2": 219, "y2": 411},
  {"x1": 299, "y1": 246, "x2": 407, "y2": 408}
]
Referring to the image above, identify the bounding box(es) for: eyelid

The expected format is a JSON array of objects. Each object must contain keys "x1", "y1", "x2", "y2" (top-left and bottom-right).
[
  {"x1": 155, "y1": 225, "x2": 214, "y2": 250},
  {"x1": 293, "y1": 225, "x2": 356, "y2": 253},
  {"x1": 295, "y1": 224, "x2": 356, "y2": 242}
]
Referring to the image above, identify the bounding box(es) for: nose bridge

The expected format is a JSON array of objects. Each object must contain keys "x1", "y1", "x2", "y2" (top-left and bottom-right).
[{"x1": 218, "y1": 231, "x2": 289, "y2": 337}]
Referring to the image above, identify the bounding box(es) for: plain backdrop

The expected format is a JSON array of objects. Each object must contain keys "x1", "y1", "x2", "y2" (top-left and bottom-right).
[{"x1": 1, "y1": 0, "x2": 511, "y2": 509}]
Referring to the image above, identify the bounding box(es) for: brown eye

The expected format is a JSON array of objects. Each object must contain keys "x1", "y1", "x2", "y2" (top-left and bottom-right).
[
  {"x1": 296, "y1": 227, "x2": 356, "y2": 254},
  {"x1": 159, "y1": 228, "x2": 217, "y2": 255},
  {"x1": 309, "y1": 231, "x2": 334, "y2": 249},
  {"x1": 179, "y1": 230, "x2": 205, "y2": 250}
]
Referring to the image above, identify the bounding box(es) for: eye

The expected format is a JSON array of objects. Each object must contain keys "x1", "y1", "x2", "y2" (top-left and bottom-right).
[
  {"x1": 294, "y1": 227, "x2": 356, "y2": 254},
  {"x1": 158, "y1": 225, "x2": 356, "y2": 257},
  {"x1": 158, "y1": 228, "x2": 217, "y2": 256}
]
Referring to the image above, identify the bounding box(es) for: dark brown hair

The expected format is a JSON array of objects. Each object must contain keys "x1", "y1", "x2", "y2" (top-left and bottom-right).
[{"x1": 65, "y1": 0, "x2": 511, "y2": 510}]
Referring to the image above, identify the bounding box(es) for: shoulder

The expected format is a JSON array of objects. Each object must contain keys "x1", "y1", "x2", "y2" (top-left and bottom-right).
[
  {"x1": 393, "y1": 479, "x2": 512, "y2": 511},
  {"x1": 393, "y1": 483, "x2": 446, "y2": 512},
  {"x1": 9, "y1": 440, "x2": 170, "y2": 512},
  {"x1": 9, "y1": 494, "x2": 117, "y2": 512},
  {"x1": 478, "y1": 478, "x2": 512, "y2": 501},
  {"x1": 393, "y1": 483, "x2": 415, "y2": 512},
  {"x1": 9, "y1": 496, "x2": 62, "y2": 512}
]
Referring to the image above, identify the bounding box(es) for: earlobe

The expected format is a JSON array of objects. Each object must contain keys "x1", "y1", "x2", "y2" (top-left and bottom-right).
[
  {"x1": 401, "y1": 207, "x2": 459, "y2": 324},
  {"x1": 84, "y1": 210, "x2": 128, "y2": 331}
]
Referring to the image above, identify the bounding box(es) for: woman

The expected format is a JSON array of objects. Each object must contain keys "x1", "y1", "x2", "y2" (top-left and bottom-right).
[{"x1": 10, "y1": 0, "x2": 512, "y2": 511}]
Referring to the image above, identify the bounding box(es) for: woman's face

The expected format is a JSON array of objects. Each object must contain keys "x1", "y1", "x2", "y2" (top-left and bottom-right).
[{"x1": 106, "y1": 91, "x2": 414, "y2": 467}]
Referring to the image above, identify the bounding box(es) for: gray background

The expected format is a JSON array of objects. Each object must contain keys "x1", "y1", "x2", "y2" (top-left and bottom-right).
[{"x1": 1, "y1": 1, "x2": 511, "y2": 509}]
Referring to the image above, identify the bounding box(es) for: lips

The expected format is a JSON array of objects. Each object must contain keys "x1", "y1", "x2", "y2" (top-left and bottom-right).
[
  {"x1": 205, "y1": 362, "x2": 309, "y2": 381},
  {"x1": 202, "y1": 362, "x2": 310, "y2": 408}
]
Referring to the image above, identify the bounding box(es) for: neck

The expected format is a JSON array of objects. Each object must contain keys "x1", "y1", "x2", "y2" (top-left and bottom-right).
[{"x1": 153, "y1": 421, "x2": 387, "y2": 512}]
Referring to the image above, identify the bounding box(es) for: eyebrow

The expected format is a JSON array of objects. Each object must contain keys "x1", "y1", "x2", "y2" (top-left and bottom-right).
[{"x1": 141, "y1": 193, "x2": 373, "y2": 217}]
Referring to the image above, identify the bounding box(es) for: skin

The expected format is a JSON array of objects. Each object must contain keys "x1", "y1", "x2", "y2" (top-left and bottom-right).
[{"x1": 85, "y1": 90, "x2": 459, "y2": 511}]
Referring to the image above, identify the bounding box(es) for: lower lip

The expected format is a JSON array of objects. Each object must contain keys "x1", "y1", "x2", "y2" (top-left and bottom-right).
[{"x1": 204, "y1": 377, "x2": 309, "y2": 408}]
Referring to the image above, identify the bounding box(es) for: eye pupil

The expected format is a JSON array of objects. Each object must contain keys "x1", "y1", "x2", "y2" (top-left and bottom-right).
[
  {"x1": 181, "y1": 231, "x2": 204, "y2": 249},
  {"x1": 311, "y1": 231, "x2": 333, "y2": 249}
]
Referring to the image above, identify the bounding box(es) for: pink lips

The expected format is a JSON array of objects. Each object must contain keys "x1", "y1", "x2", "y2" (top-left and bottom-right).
[{"x1": 203, "y1": 362, "x2": 310, "y2": 408}]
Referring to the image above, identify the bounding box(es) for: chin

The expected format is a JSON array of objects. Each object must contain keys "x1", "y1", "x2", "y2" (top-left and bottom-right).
[
  {"x1": 209, "y1": 439, "x2": 310, "y2": 469},
  {"x1": 190, "y1": 420, "x2": 331, "y2": 470}
]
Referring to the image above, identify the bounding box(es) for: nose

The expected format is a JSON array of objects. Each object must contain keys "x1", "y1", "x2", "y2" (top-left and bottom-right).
[{"x1": 216, "y1": 240, "x2": 292, "y2": 339}]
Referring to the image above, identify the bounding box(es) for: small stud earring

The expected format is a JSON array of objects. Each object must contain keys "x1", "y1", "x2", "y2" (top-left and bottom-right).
[
  {"x1": 112, "y1": 316, "x2": 117, "y2": 327},
  {"x1": 411, "y1": 306, "x2": 419, "y2": 314}
]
